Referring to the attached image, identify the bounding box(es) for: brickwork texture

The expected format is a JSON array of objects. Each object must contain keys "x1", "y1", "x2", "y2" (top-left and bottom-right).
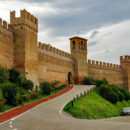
[{"x1": 0, "y1": 9, "x2": 130, "y2": 91}]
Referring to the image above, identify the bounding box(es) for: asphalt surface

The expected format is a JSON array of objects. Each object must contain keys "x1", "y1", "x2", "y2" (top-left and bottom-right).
[{"x1": 0, "y1": 85, "x2": 130, "y2": 130}]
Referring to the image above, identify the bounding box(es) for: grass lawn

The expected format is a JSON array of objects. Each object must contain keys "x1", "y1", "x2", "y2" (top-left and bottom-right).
[
  {"x1": 0, "y1": 86, "x2": 67, "y2": 113},
  {"x1": 64, "y1": 88, "x2": 130, "y2": 119}
]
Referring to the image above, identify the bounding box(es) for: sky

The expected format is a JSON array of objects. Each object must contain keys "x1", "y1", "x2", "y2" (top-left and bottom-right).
[{"x1": 0, "y1": 0, "x2": 130, "y2": 64}]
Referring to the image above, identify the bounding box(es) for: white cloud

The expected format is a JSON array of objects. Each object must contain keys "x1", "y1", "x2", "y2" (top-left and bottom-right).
[
  {"x1": 0, "y1": 0, "x2": 130, "y2": 65},
  {"x1": 81, "y1": 20, "x2": 130, "y2": 64}
]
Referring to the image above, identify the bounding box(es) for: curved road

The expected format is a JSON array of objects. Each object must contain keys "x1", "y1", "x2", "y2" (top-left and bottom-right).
[{"x1": 0, "y1": 85, "x2": 130, "y2": 130}]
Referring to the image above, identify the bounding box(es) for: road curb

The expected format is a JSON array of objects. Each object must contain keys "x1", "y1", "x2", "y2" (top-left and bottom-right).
[{"x1": 0, "y1": 85, "x2": 73, "y2": 123}]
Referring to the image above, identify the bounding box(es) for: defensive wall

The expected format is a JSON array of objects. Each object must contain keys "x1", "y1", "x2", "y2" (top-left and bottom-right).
[
  {"x1": 0, "y1": 9, "x2": 129, "y2": 91},
  {"x1": 10, "y1": 9, "x2": 39, "y2": 85},
  {"x1": 38, "y1": 42, "x2": 74, "y2": 84},
  {"x1": 87, "y1": 59, "x2": 124, "y2": 86},
  {"x1": 0, "y1": 18, "x2": 14, "y2": 68}
]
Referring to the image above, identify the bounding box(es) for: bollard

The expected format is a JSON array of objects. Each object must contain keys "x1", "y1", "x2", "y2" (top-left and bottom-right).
[
  {"x1": 80, "y1": 93, "x2": 82, "y2": 97},
  {"x1": 77, "y1": 94, "x2": 78, "y2": 99},
  {"x1": 73, "y1": 97, "x2": 76, "y2": 102},
  {"x1": 84, "y1": 91, "x2": 85, "y2": 96}
]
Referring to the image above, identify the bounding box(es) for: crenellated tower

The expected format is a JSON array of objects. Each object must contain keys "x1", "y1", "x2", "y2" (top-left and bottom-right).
[
  {"x1": 120, "y1": 55, "x2": 130, "y2": 91},
  {"x1": 70, "y1": 36, "x2": 88, "y2": 84},
  {"x1": 10, "y1": 9, "x2": 38, "y2": 86}
]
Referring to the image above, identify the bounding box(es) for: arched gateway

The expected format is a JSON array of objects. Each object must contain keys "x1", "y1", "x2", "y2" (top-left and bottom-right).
[{"x1": 68, "y1": 72, "x2": 72, "y2": 84}]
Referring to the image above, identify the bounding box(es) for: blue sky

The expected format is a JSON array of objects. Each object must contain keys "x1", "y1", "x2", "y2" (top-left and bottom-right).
[{"x1": 0, "y1": 0, "x2": 130, "y2": 64}]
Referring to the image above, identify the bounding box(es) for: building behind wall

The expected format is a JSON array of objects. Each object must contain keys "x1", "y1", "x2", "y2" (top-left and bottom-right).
[{"x1": 0, "y1": 9, "x2": 130, "y2": 91}]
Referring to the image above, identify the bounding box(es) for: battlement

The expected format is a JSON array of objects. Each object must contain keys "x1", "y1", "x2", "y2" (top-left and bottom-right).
[
  {"x1": 38, "y1": 42, "x2": 72, "y2": 59},
  {"x1": 120, "y1": 55, "x2": 130, "y2": 63},
  {"x1": 87, "y1": 59, "x2": 121, "y2": 71},
  {"x1": 10, "y1": 9, "x2": 38, "y2": 32},
  {"x1": 0, "y1": 18, "x2": 13, "y2": 32},
  {"x1": 0, "y1": 18, "x2": 13, "y2": 41}
]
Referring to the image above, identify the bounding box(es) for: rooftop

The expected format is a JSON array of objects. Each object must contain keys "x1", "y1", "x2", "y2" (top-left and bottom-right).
[{"x1": 69, "y1": 36, "x2": 87, "y2": 41}]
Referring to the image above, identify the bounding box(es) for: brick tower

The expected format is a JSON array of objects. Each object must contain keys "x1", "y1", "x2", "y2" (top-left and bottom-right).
[
  {"x1": 10, "y1": 9, "x2": 38, "y2": 86},
  {"x1": 120, "y1": 55, "x2": 130, "y2": 91},
  {"x1": 70, "y1": 36, "x2": 88, "y2": 84}
]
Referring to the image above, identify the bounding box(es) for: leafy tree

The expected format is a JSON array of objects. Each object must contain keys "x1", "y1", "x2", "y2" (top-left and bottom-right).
[
  {"x1": 40, "y1": 82, "x2": 51, "y2": 94},
  {"x1": 1, "y1": 82, "x2": 17, "y2": 106},
  {"x1": 83, "y1": 77, "x2": 95, "y2": 85},
  {"x1": 105, "y1": 91, "x2": 119, "y2": 104},
  {"x1": 0, "y1": 66, "x2": 9, "y2": 83},
  {"x1": 118, "y1": 87, "x2": 130, "y2": 101},
  {"x1": 19, "y1": 76, "x2": 34, "y2": 91},
  {"x1": 0, "y1": 97, "x2": 6, "y2": 111},
  {"x1": 110, "y1": 85, "x2": 125, "y2": 101},
  {"x1": 25, "y1": 79, "x2": 34, "y2": 91},
  {"x1": 99, "y1": 84, "x2": 119, "y2": 104},
  {"x1": 96, "y1": 78, "x2": 108, "y2": 87},
  {"x1": 9, "y1": 68, "x2": 20, "y2": 83}
]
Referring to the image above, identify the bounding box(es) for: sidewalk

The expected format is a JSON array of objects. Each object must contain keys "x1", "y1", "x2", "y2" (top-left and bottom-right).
[{"x1": 0, "y1": 85, "x2": 73, "y2": 124}]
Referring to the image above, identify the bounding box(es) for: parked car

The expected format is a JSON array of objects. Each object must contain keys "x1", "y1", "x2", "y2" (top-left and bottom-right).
[{"x1": 121, "y1": 107, "x2": 130, "y2": 116}]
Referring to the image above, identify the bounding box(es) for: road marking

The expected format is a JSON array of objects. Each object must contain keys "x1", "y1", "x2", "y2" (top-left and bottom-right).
[
  {"x1": 10, "y1": 125, "x2": 13, "y2": 128},
  {"x1": 0, "y1": 86, "x2": 74, "y2": 126},
  {"x1": 9, "y1": 121, "x2": 12, "y2": 124}
]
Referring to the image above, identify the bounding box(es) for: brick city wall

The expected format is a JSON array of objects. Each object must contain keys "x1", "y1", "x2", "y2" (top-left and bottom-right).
[
  {"x1": 38, "y1": 42, "x2": 74, "y2": 84},
  {"x1": 87, "y1": 59, "x2": 124, "y2": 86},
  {"x1": 0, "y1": 9, "x2": 129, "y2": 91},
  {"x1": 0, "y1": 18, "x2": 14, "y2": 68}
]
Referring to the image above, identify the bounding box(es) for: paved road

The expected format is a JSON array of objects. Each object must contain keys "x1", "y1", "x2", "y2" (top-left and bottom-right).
[{"x1": 0, "y1": 85, "x2": 130, "y2": 130}]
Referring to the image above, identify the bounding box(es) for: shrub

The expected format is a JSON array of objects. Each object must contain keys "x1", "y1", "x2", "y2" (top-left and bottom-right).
[
  {"x1": 99, "y1": 84, "x2": 119, "y2": 104},
  {"x1": 40, "y1": 82, "x2": 52, "y2": 94},
  {"x1": 99, "y1": 84, "x2": 112, "y2": 97},
  {"x1": 9, "y1": 68, "x2": 20, "y2": 83},
  {"x1": 17, "y1": 87, "x2": 26, "y2": 96},
  {"x1": 1, "y1": 82, "x2": 17, "y2": 106},
  {"x1": 16, "y1": 96, "x2": 24, "y2": 105},
  {"x1": 96, "y1": 78, "x2": 108, "y2": 87},
  {"x1": 117, "y1": 91, "x2": 125, "y2": 101},
  {"x1": 25, "y1": 79, "x2": 34, "y2": 91},
  {"x1": 0, "y1": 66, "x2": 9, "y2": 83},
  {"x1": 21, "y1": 92, "x2": 40, "y2": 102},
  {"x1": 83, "y1": 77, "x2": 95, "y2": 85},
  {"x1": 19, "y1": 77, "x2": 34, "y2": 91},
  {"x1": 118, "y1": 87, "x2": 130, "y2": 101},
  {"x1": 110, "y1": 85, "x2": 125, "y2": 101},
  {"x1": 30, "y1": 92, "x2": 40, "y2": 99},
  {"x1": 51, "y1": 80, "x2": 60, "y2": 91},
  {"x1": 22, "y1": 94, "x2": 31, "y2": 101},
  {"x1": 103, "y1": 78, "x2": 108, "y2": 85},
  {"x1": 105, "y1": 91, "x2": 119, "y2": 104},
  {"x1": 0, "y1": 97, "x2": 6, "y2": 111}
]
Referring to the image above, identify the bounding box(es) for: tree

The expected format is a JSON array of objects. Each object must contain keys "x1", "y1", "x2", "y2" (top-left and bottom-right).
[
  {"x1": 19, "y1": 76, "x2": 34, "y2": 91},
  {"x1": 40, "y1": 82, "x2": 51, "y2": 94},
  {"x1": 1, "y1": 82, "x2": 17, "y2": 106},
  {"x1": 0, "y1": 66, "x2": 9, "y2": 83},
  {"x1": 9, "y1": 68, "x2": 20, "y2": 83},
  {"x1": 83, "y1": 77, "x2": 95, "y2": 85}
]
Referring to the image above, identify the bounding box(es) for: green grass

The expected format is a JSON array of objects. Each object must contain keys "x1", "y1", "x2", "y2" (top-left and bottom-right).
[
  {"x1": 0, "y1": 86, "x2": 66, "y2": 113},
  {"x1": 64, "y1": 88, "x2": 130, "y2": 119}
]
